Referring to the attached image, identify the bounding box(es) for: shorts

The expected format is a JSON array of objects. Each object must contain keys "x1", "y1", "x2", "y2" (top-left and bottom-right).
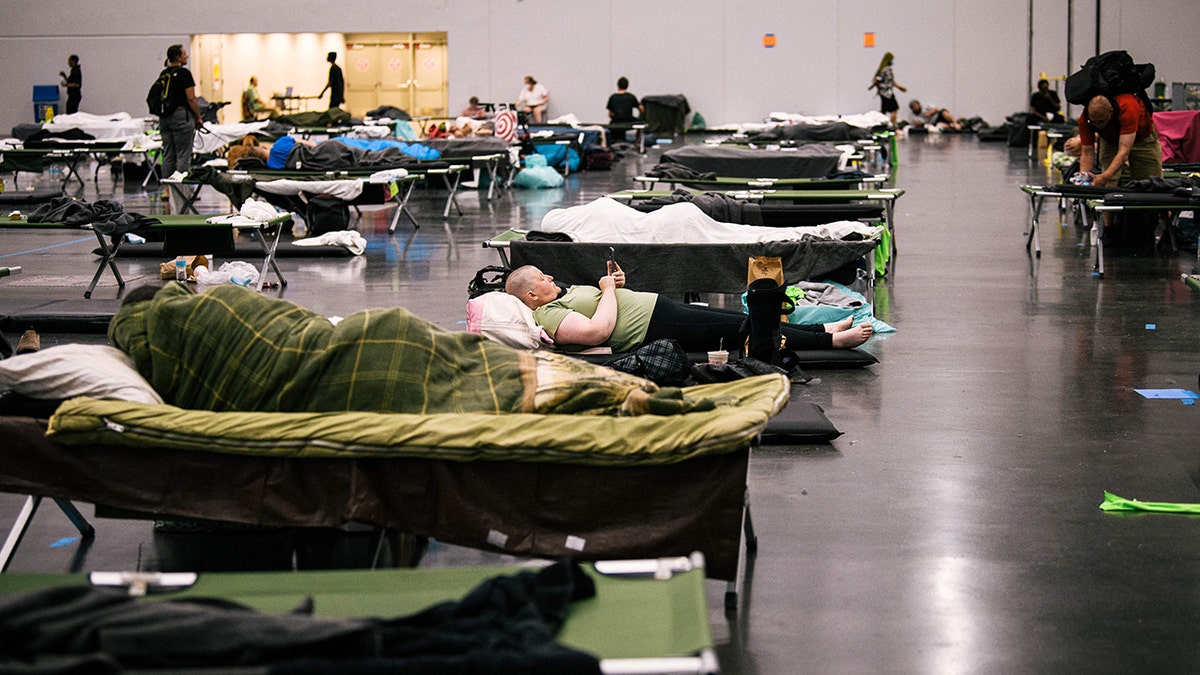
[{"x1": 880, "y1": 94, "x2": 899, "y2": 114}]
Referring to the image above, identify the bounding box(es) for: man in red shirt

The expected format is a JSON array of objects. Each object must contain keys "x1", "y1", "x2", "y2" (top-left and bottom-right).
[{"x1": 1077, "y1": 93, "x2": 1162, "y2": 187}]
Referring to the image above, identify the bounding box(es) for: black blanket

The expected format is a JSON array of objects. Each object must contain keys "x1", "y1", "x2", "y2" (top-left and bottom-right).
[
  {"x1": 286, "y1": 143, "x2": 448, "y2": 172},
  {"x1": 0, "y1": 560, "x2": 602, "y2": 675}
]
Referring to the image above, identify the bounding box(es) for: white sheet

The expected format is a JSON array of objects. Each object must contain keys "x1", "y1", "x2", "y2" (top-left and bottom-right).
[
  {"x1": 42, "y1": 112, "x2": 151, "y2": 141},
  {"x1": 193, "y1": 121, "x2": 270, "y2": 154},
  {"x1": 708, "y1": 110, "x2": 891, "y2": 133},
  {"x1": 252, "y1": 178, "x2": 365, "y2": 201},
  {"x1": 539, "y1": 198, "x2": 882, "y2": 244}
]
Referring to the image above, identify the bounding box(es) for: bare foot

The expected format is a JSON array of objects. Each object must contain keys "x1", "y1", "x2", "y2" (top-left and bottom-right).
[
  {"x1": 831, "y1": 323, "x2": 873, "y2": 348},
  {"x1": 824, "y1": 316, "x2": 854, "y2": 333}
]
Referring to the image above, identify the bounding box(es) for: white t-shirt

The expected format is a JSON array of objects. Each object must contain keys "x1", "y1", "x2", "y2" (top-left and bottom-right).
[{"x1": 517, "y1": 83, "x2": 548, "y2": 108}]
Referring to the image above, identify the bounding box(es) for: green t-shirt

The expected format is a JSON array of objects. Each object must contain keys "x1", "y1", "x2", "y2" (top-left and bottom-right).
[{"x1": 533, "y1": 286, "x2": 657, "y2": 352}]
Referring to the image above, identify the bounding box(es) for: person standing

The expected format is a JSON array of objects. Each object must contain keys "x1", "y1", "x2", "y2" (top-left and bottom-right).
[
  {"x1": 516, "y1": 75, "x2": 548, "y2": 123},
  {"x1": 157, "y1": 44, "x2": 203, "y2": 213},
  {"x1": 58, "y1": 55, "x2": 82, "y2": 114},
  {"x1": 318, "y1": 52, "x2": 344, "y2": 109},
  {"x1": 868, "y1": 52, "x2": 906, "y2": 127}
]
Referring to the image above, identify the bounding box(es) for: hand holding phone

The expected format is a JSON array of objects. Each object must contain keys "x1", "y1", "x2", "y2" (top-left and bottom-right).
[{"x1": 606, "y1": 250, "x2": 625, "y2": 288}]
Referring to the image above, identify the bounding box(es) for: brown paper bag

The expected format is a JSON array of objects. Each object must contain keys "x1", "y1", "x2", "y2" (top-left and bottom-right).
[
  {"x1": 747, "y1": 256, "x2": 784, "y2": 286},
  {"x1": 159, "y1": 254, "x2": 209, "y2": 281}
]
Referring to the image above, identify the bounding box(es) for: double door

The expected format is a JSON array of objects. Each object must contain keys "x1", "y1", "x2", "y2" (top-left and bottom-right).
[{"x1": 344, "y1": 33, "x2": 447, "y2": 118}]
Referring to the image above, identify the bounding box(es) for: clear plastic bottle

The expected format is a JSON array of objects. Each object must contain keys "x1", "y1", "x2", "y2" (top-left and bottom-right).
[{"x1": 175, "y1": 256, "x2": 187, "y2": 282}]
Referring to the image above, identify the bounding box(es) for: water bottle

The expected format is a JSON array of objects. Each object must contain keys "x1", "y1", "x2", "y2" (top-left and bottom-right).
[{"x1": 175, "y1": 256, "x2": 187, "y2": 282}]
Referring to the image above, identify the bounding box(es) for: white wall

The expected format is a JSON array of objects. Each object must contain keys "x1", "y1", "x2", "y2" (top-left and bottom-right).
[{"x1": 1, "y1": 0, "x2": 1197, "y2": 133}]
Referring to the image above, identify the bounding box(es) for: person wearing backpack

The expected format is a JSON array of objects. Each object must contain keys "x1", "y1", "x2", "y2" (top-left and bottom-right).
[
  {"x1": 156, "y1": 44, "x2": 203, "y2": 212},
  {"x1": 1076, "y1": 93, "x2": 1161, "y2": 187}
]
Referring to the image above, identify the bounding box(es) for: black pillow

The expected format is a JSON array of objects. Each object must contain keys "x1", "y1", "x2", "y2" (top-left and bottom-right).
[{"x1": 761, "y1": 401, "x2": 841, "y2": 444}]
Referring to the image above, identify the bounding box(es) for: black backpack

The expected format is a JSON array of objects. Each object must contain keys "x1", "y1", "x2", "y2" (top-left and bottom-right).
[
  {"x1": 1064, "y1": 50, "x2": 1155, "y2": 106},
  {"x1": 147, "y1": 68, "x2": 176, "y2": 116}
]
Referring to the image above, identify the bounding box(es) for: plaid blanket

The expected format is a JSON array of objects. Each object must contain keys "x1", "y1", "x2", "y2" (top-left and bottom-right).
[{"x1": 108, "y1": 284, "x2": 689, "y2": 416}]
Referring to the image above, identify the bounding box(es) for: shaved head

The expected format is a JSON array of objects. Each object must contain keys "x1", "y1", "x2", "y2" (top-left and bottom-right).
[{"x1": 1087, "y1": 96, "x2": 1114, "y2": 128}]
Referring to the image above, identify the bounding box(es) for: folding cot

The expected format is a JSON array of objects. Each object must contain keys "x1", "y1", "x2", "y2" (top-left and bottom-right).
[
  {"x1": 633, "y1": 173, "x2": 888, "y2": 192},
  {"x1": 713, "y1": 136, "x2": 889, "y2": 173},
  {"x1": 608, "y1": 187, "x2": 904, "y2": 258},
  {"x1": 0, "y1": 373, "x2": 785, "y2": 610},
  {"x1": 1021, "y1": 183, "x2": 1200, "y2": 277},
  {"x1": 1021, "y1": 183, "x2": 1121, "y2": 261},
  {"x1": 243, "y1": 164, "x2": 473, "y2": 223},
  {"x1": 483, "y1": 228, "x2": 879, "y2": 303},
  {"x1": 1089, "y1": 191, "x2": 1200, "y2": 275},
  {"x1": 0, "y1": 554, "x2": 720, "y2": 673},
  {"x1": 416, "y1": 136, "x2": 518, "y2": 198},
  {"x1": 164, "y1": 170, "x2": 424, "y2": 233},
  {"x1": 657, "y1": 143, "x2": 850, "y2": 179},
  {"x1": 2, "y1": 212, "x2": 292, "y2": 296},
  {"x1": 626, "y1": 194, "x2": 886, "y2": 228},
  {"x1": 0, "y1": 140, "x2": 128, "y2": 190}
]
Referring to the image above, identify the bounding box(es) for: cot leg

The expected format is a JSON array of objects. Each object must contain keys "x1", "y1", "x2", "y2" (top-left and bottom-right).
[
  {"x1": 488, "y1": 158, "x2": 501, "y2": 200},
  {"x1": 0, "y1": 496, "x2": 91, "y2": 573},
  {"x1": 0, "y1": 496, "x2": 41, "y2": 572},
  {"x1": 62, "y1": 154, "x2": 86, "y2": 190},
  {"x1": 253, "y1": 222, "x2": 288, "y2": 291},
  {"x1": 884, "y1": 200, "x2": 897, "y2": 258},
  {"x1": 142, "y1": 150, "x2": 162, "y2": 188},
  {"x1": 725, "y1": 489, "x2": 756, "y2": 613},
  {"x1": 1084, "y1": 207, "x2": 1104, "y2": 279},
  {"x1": 387, "y1": 181, "x2": 419, "y2": 234},
  {"x1": 441, "y1": 171, "x2": 463, "y2": 219},
  {"x1": 53, "y1": 499, "x2": 95, "y2": 538},
  {"x1": 179, "y1": 185, "x2": 202, "y2": 214},
  {"x1": 1026, "y1": 193, "x2": 1042, "y2": 258},
  {"x1": 86, "y1": 233, "x2": 125, "y2": 299}
]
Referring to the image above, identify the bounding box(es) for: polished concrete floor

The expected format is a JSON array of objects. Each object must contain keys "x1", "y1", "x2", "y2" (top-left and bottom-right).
[{"x1": 2, "y1": 133, "x2": 1199, "y2": 673}]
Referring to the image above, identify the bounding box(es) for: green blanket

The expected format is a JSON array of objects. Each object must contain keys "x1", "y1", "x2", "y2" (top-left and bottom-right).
[
  {"x1": 107, "y1": 284, "x2": 720, "y2": 418},
  {"x1": 76, "y1": 284, "x2": 792, "y2": 464},
  {"x1": 46, "y1": 374, "x2": 788, "y2": 466}
]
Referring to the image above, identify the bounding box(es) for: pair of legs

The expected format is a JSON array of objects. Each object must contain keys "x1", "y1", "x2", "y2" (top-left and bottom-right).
[
  {"x1": 521, "y1": 104, "x2": 546, "y2": 124},
  {"x1": 932, "y1": 109, "x2": 962, "y2": 131},
  {"x1": 639, "y1": 296, "x2": 871, "y2": 352},
  {"x1": 881, "y1": 95, "x2": 899, "y2": 127},
  {"x1": 159, "y1": 108, "x2": 196, "y2": 214}
]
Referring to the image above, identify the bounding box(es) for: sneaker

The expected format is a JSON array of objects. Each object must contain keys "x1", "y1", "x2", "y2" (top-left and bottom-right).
[{"x1": 15, "y1": 330, "x2": 40, "y2": 355}]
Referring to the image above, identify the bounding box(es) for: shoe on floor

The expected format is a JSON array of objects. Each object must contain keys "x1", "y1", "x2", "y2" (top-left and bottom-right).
[{"x1": 15, "y1": 330, "x2": 40, "y2": 355}]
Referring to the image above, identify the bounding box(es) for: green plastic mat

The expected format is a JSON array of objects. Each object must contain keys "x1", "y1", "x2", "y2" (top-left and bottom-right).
[{"x1": 1100, "y1": 491, "x2": 1200, "y2": 514}]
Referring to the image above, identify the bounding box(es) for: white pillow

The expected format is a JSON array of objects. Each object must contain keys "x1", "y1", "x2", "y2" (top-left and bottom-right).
[
  {"x1": 0, "y1": 344, "x2": 164, "y2": 404},
  {"x1": 465, "y1": 291, "x2": 553, "y2": 350}
]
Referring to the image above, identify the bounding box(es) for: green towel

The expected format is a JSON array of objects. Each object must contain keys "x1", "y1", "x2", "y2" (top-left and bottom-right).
[{"x1": 1099, "y1": 491, "x2": 1200, "y2": 514}]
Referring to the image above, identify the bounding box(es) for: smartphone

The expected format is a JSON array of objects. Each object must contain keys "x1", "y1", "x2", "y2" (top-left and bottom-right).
[{"x1": 607, "y1": 246, "x2": 616, "y2": 274}]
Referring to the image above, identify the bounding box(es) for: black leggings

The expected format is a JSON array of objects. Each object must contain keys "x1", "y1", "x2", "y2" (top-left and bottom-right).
[{"x1": 640, "y1": 296, "x2": 832, "y2": 352}]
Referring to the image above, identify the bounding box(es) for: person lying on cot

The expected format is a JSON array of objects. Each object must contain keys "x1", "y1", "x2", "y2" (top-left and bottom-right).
[
  {"x1": 505, "y1": 263, "x2": 872, "y2": 354},
  {"x1": 225, "y1": 134, "x2": 442, "y2": 172},
  {"x1": 111, "y1": 283, "x2": 721, "y2": 417}
]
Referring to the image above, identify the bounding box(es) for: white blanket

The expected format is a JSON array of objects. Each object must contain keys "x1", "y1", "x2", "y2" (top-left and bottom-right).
[
  {"x1": 252, "y1": 179, "x2": 364, "y2": 201},
  {"x1": 192, "y1": 121, "x2": 270, "y2": 154},
  {"x1": 539, "y1": 198, "x2": 882, "y2": 244},
  {"x1": 42, "y1": 112, "x2": 150, "y2": 141}
]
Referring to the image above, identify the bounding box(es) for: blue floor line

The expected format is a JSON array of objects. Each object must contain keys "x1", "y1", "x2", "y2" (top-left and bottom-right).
[{"x1": 0, "y1": 237, "x2": 94, "y2": 258}]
